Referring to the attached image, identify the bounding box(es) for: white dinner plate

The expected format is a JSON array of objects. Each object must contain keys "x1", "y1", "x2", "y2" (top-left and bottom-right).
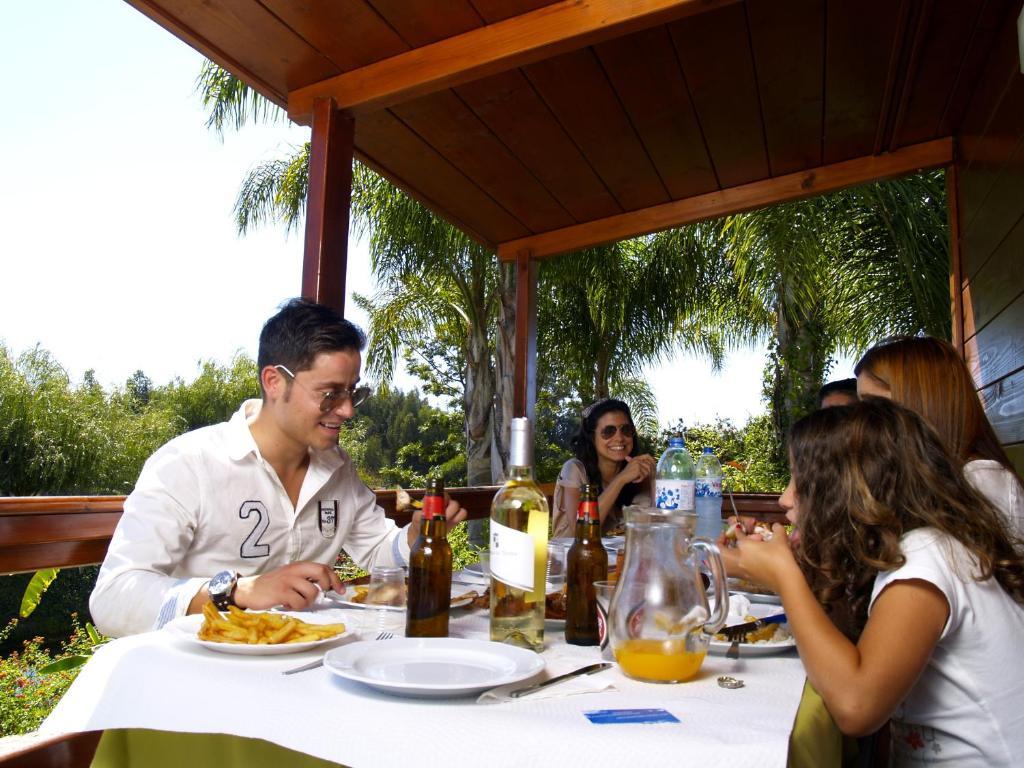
[
  {"x1": 728, "y1": 577, "x2": 783, "y2": 605},
  {"x1": 166, "y1": 612, "x2": 352, "y2": 655},
  {"x1": 708, "y1": 605, "x2": 794, "y2": 656},
  {"x1": 326, "y1": 582, "x2": 480, "y2": 611},
  {"x1": 323, "y1": 637, "x2": 544, "y2": 698}
]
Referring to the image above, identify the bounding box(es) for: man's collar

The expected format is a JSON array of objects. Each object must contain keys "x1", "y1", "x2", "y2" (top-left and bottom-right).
[{"x1": 226, "y1": 399, "x2": 347, "y2": 472}]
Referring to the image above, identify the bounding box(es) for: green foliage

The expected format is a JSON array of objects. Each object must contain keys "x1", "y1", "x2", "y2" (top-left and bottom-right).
[
  {"x1": 149, "y1": 353, "x2": 259, "y2": 432},
  {"x1": 656, "y1": 414, "x2": 788, "y2": 493},
  {"x1": 19, "y1": 570, "x2": 59, "y2": 618},
  {"x1": 0, "y1": 345, "x2": 178, "y2": 496},
  {"x1": 0, "y1": 617, "x2": 94, "y2": 737}
]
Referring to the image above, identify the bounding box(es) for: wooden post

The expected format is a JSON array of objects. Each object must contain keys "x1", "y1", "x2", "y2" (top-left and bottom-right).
[
  {"x1": 302, "y1": 97, "x2": 354, "y2": 312},
  {"x1": 513, "y1": 250, "x2": 538, "y2": 422},
  {"x1": 946, "y1": 160, "x2": 965, "y2": 355}
]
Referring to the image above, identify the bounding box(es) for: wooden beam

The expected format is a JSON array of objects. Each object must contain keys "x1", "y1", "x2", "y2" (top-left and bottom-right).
[
  {"x1": 497, "y1": 137, "x2": 954, "y2": 261},
  {"x1": 513, "y1": 251, "x2": 539, "y2": 421},
  {"x1": 947, "y1": 159, "x2": 965, "y2": 354},
  {"x1": 287, "y1": 0, "x2": 737, "y2": 122},
  {"x1": 302, "y1": 98, "x2": 353, "y2": 312}
]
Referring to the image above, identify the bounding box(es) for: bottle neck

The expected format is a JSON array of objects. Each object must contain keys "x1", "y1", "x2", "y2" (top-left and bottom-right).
[{"x1": 507, "y1": 464, "x2": 535, "y2": 482}]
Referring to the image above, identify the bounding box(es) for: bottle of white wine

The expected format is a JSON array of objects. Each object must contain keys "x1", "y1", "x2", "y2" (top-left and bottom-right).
[{"x1": 489, "y1": 417, "x2": 549, "y2": 651}]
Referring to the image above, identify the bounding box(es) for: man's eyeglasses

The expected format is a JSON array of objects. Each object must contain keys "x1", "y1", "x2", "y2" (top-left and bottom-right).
[
  {"x1": 598, "y1": 423, "x2": 635, "y2": 440},
  {"x1": 274, "y1": 365, "x2": 371, "y2": 411}
]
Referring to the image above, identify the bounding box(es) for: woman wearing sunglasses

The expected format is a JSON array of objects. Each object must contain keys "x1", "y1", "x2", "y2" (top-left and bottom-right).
[{"x1": 552, "y1": 398, "x2": 656, "y2": 538}]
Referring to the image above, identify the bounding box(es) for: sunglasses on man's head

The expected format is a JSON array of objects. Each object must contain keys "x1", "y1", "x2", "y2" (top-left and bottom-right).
[
  {"x1": 274, "y1": 364, "x2": 372, "y2": 412},
  {"x1": 598, "y1": 423, "x2": 635, "y2": 439}
]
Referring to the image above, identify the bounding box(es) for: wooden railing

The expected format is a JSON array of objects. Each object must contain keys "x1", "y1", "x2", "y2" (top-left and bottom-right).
[{"x1": 0, "y1": 488, "x2": 783, "y2": 575}]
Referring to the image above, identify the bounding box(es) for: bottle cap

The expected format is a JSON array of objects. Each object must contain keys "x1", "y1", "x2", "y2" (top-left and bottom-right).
[
  {"x1": 668, "y1": 436, "x2": 684, "y2": 447},
  {"x1": 509, "y1": 417, "x2": 533, "y2": 467},
  {"x1": 702, "y1": 447, "x2": 713, "y2": 454}
]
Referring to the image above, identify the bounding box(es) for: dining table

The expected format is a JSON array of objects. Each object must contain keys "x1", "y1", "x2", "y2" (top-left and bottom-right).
[{"x1": 39, "y1": 570, "x2": 842, "y2": 768}]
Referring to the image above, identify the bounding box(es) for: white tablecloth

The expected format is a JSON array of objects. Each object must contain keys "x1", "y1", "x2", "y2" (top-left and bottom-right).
[{"x1": 42, "y1": 589, "x2": 806, "y2": 768}]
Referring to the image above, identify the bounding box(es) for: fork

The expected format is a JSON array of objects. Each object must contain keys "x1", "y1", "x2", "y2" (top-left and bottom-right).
[{"x1": 281, "y1": 631, "x2": 394, "y2": 675}]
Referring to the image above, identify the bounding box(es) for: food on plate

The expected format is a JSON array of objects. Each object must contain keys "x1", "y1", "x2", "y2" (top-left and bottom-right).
[
  {"x1": 198, "y1": 604, "x2": 345, "y2": 645},
  {"x1": 728, "y1": 577, "x2": 778, "y2": 597},
  {"x1": 713, "y1": 615, "x2": 791, "y2": 645},
  {"x1": 347, "y1": 583, "x2": 477, "y2": 607},
  {"x1": 466, "y1": 587, "x2": 567, "y2": 620}
]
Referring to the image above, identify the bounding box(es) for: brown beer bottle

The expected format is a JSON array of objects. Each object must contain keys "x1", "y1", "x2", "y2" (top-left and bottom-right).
[
  {"x1": 564, "y1": 484, "x2": 608, "y2": 645},
  {"x1": 405, "y1": 477, "x2": 452, "y2": 637}
]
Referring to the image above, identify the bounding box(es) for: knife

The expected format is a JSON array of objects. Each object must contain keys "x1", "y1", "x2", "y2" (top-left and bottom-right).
[
  {"x1": 507, "y1": 662, "x2": 613, "y2": 698},
  {"x1": 721, "y1": 613, "x2": 787, "y2": 639}
]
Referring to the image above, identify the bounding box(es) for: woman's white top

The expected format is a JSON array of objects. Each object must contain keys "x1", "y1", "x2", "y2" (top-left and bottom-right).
[
  {"x1": 870, "y1": 527, "x2": 1024, "y2": 767},
  {"x1": 963, "y1": 459, "x2": 1024, "y2": 539}
]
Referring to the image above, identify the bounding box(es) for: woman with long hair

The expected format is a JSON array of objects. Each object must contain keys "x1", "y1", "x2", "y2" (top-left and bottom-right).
[
  {"x1": 724, "y1": 398, "x2": 1024, "y2": 765},
  {"x1": 855, "y1": 335, "x2": 1023, "y2": 535},
  {"x1": 551, "y1": 398, "x2": 656, "y2": 538}
]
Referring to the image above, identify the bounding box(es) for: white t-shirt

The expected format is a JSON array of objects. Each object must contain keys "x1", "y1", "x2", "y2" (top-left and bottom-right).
[
  {"x1": 870, "y1": 528, "x2": 1024, "y2": 767},
  {"x1": 91, "y1": 400, "x2": 411, "y2": 637},
  {"x1": 963, "y1": 459, "x2": 1024, "y2": 539},
  {"x1": 551, "y1": 458, "x2": 652, "y2": 538}
]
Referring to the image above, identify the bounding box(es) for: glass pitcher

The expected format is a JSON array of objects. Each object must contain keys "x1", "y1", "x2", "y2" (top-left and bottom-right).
[{"x1": 609, "y1": 505, "x2": 729, "y2": 683}]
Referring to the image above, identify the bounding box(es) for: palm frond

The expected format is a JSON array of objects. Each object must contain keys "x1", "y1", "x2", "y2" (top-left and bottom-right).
[{"x1": 195, "y1": 61, "x2": 285, "y2": 137}]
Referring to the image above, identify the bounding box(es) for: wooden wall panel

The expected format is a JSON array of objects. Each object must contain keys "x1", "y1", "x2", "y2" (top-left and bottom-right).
[
  {"x1": 456, "y1": 70, "x2": 621, "y2": 222},
  {"x1": 953, "y1": 1, "x2": 1024, "y2": 458},
  {"x1": 368, "y1": 0, "x2": 483, "y2": 47},
  {"x1": 669, "y1": 3, "x2": 770, "y2": 187},
  {"x1": 964, "y1": 293, "x2": 1024, "y2": 389},
  {"x1": 746, "y1": 0, "x2": 824, "y2": 175},
  {"x1": 523, "y1": 49, "x2": 670, "y2": 211},
  {"x1": 355, "y1": 110, "x2": 530, "y2": 245},
  {"x1": 962, "y1": 212, "x2": 1024, "y2": 337},
  {"x1": 392, "y1": 90, "x2": 575, "y2": 233},
  {"x1": 259, "y1": 0, "x2": 408, "y2": 70},
  {"x1": 822, "y1": 0, "x2": 903, "y2": 163},
  {"x1": 891, "y1": 0, "x2": 983, "y2": 147},
  {"x1": 980, "y1": 367, "x2": 1024, "y2": 445},
  {"x1": 596, "y1": 26, "x2": 718, "y2": 199}
]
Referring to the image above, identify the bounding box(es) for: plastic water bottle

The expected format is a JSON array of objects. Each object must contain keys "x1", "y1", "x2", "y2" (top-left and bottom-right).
[
  {"x1": 655, "y1": 436, "x2": 695, "y2": 514},
  {"x1": 694, "y1": 447, "x2": 724, "y2": 540}
]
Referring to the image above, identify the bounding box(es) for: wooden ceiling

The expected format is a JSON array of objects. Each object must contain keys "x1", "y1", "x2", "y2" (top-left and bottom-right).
[{"x1": 127, "y1": 0, "x2": 1015, "y2": 259}]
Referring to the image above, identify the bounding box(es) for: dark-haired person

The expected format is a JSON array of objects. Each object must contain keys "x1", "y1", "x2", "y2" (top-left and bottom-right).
[
  {"x1": 724, "y1": 398, "x2": 1024, "y2": 766},
  {"x1": 818, "y1": 377, "x2": 858, "y2": 408},
  {"x1": 91, "y1": 298, "x2": 466, "y2": 637},
  {"x1": 551, "y1": 398, "x2": 656, "y2": 539},
  {"x1": 856, "y1": 335, "x2": 1023, "y2": 537}
]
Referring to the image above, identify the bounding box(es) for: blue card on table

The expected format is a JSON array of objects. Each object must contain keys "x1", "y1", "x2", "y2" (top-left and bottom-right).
[{"x1": 584, "y1": 709, "x2": 680, "y2": 725}]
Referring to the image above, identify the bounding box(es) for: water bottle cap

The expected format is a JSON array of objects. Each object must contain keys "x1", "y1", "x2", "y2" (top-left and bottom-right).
[
  {"x1": 668, "y1": 436, "x2": 684, "y2": 447},
  {"x1": 702, "y1": 447, "x2": 713, "y2": 454}
]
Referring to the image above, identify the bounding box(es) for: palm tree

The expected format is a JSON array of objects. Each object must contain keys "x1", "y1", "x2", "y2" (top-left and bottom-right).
[{"x1": 674, "y1": 171, "x2": 950, "y2": 459}]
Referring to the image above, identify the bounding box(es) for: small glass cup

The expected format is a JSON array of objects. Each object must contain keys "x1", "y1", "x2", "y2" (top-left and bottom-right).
[
  {"x1": 367, "y1": 565, "x2": 406, "y2": 607},
  {"x1": 593, "y1": 579, "x2": 617, "y2": 662},
  {"x1": 546, "y1": 541, "x2": 569, "y2": 588},
  {"x1": 477, "y1": 551, "x2": 491, "y2": 578}
]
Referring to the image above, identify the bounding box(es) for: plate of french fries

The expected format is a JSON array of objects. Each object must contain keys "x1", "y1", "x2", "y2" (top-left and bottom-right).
[{"x1": 165, "y1": 604, "x2": 350, "y2": 655}]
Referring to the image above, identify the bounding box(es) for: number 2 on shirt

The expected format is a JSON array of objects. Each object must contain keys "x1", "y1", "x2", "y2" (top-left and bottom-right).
[{"x1": 239, "y1": 501, "x2": 270, "y2": 558}]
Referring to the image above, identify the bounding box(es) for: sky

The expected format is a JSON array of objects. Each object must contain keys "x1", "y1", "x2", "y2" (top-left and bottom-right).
[{"x1": 0, "y1": 1, "x2": 856, "y2": 430}]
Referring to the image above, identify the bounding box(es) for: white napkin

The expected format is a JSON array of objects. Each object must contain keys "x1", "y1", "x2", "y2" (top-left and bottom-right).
[{"x1": 477, "y1": 654, "x2": 617, "y2": 704}]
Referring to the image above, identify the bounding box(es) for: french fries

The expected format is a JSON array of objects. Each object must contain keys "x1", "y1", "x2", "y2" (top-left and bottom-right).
[{"x1": 198, "y1": 603, "x2": 346, "y2": 645}]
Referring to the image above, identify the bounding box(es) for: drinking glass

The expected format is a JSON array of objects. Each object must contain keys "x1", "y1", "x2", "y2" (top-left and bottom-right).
[
  {"x1": 546, "y1": 541, "x2": 568, "y2": 588},
  {"x1": 367, "y1": 565, "x2": 406, "y2": 607}
]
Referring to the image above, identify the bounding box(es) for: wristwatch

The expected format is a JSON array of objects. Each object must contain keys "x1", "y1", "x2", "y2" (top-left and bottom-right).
[{"x1": 208, "y1": 570, "x2": 238, "y2": 610}]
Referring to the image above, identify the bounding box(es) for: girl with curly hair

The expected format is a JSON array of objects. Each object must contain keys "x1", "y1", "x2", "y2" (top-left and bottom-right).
[
  {"x1": 724, "y1": 398, "x2": 1024, "y2": 766},
  {"x1": 551, "y1": 398, "x2": 656, "y2": 538}
]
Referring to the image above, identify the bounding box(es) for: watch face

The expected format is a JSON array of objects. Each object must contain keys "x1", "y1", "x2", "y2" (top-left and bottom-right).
[{"x1": 209, "y1": 571, "x2": 236, "y2": 602}]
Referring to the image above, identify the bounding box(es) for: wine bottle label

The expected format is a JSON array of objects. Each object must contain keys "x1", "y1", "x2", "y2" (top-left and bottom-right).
[
  {"x1": 490, "y1": 518, "x2": 541, "y2": 593},
  {"x1": 656, "y1": 479, "x2": 695, "y2": 510},
  {"x1": 422, "y1": 494, "x2": 444, "y2": 518}
]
